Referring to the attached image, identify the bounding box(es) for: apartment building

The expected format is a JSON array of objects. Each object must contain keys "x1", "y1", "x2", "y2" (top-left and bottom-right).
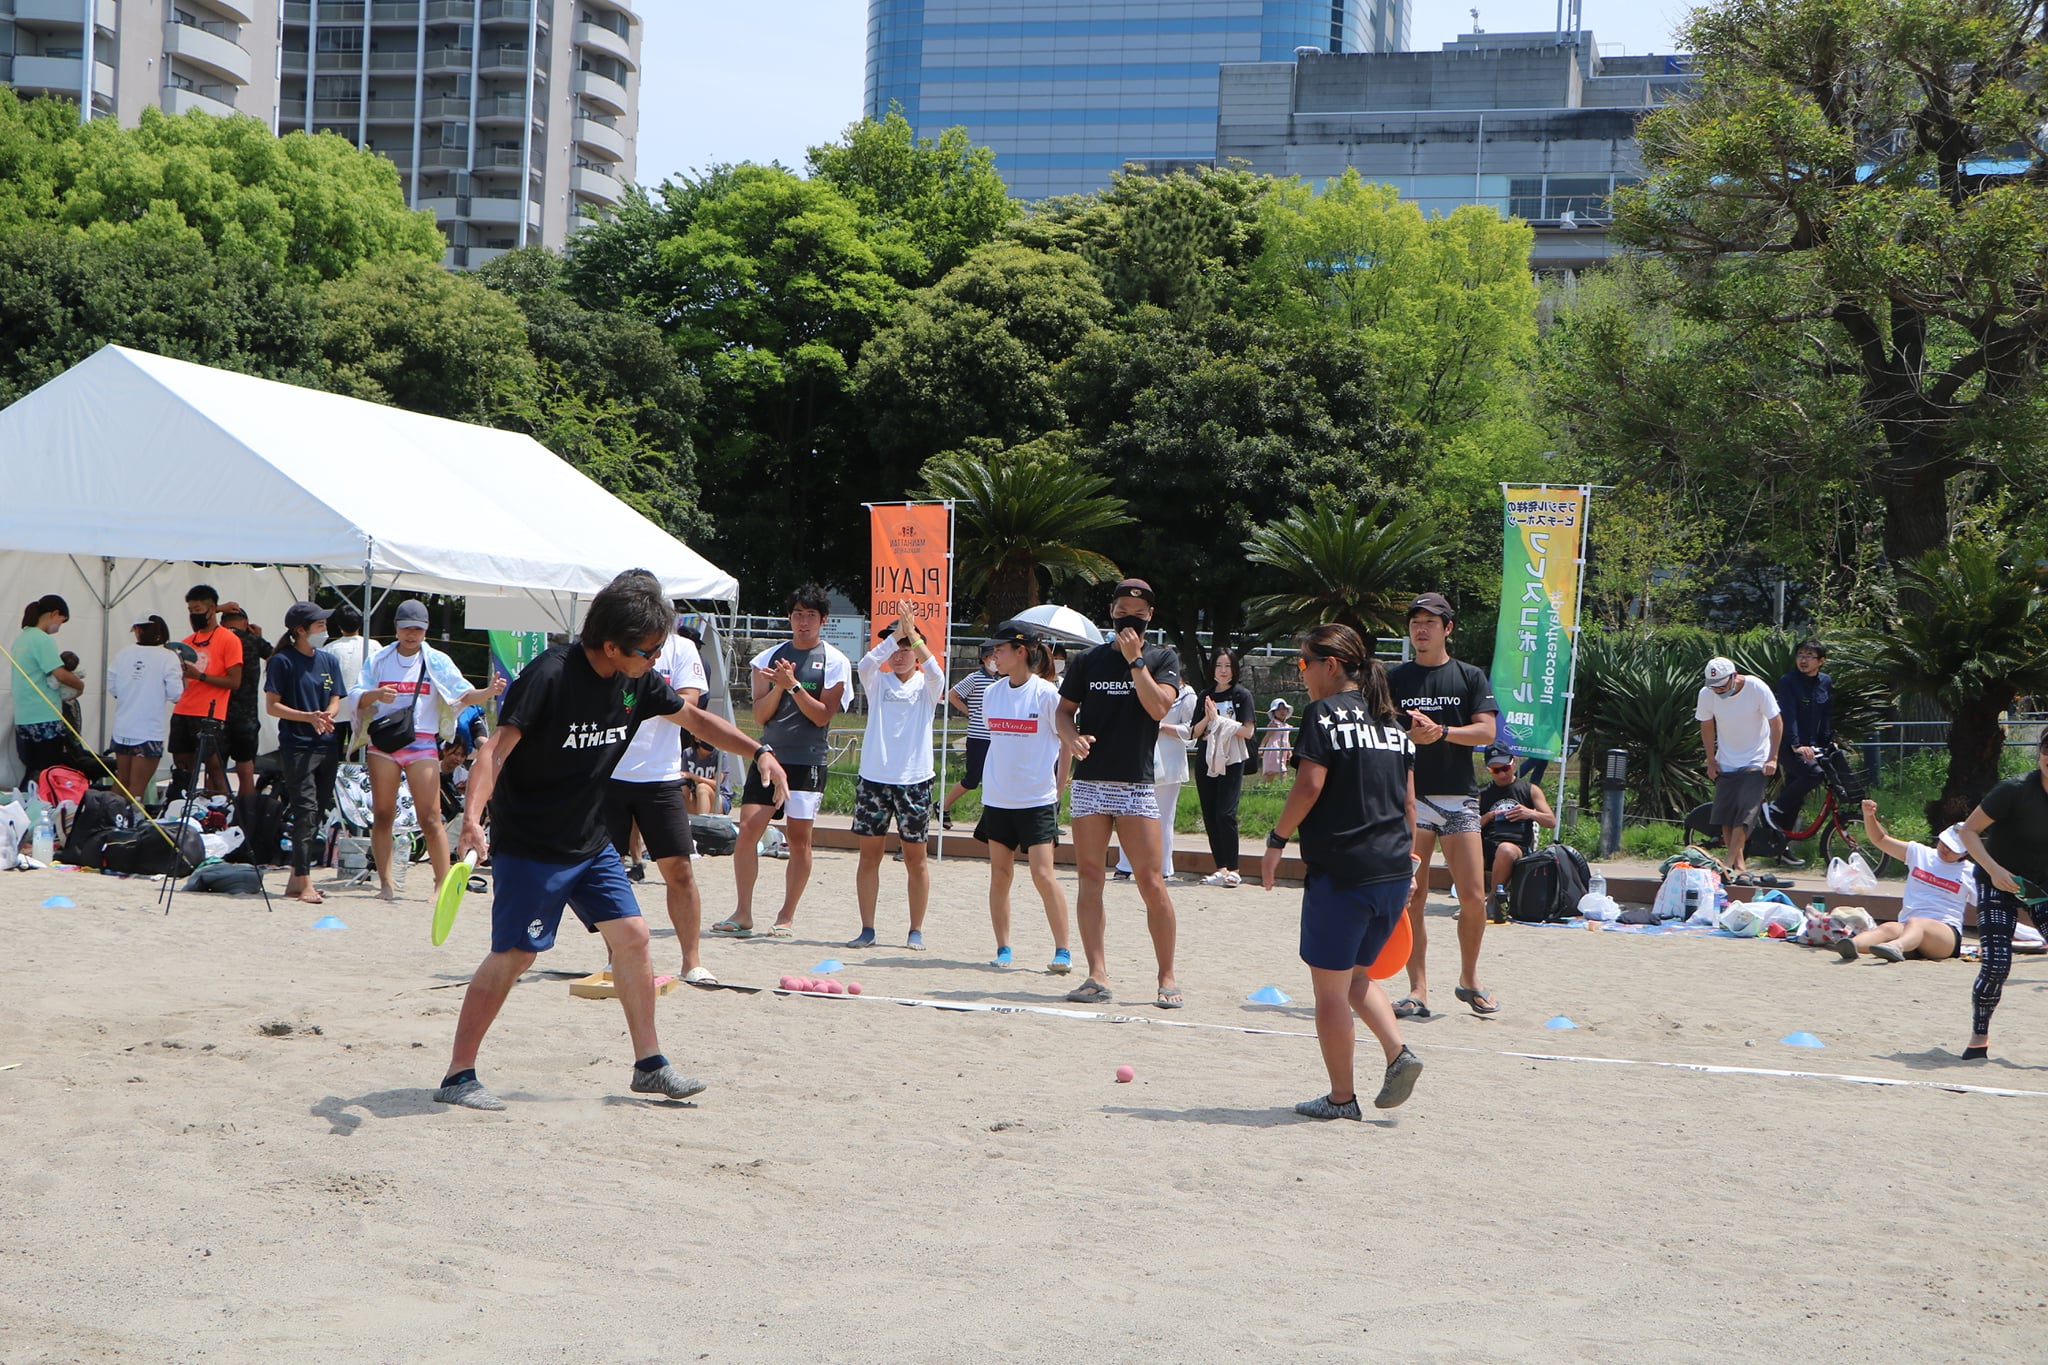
[{"x1": 0, "y1": 0, "x2": 640, "y2": 266}]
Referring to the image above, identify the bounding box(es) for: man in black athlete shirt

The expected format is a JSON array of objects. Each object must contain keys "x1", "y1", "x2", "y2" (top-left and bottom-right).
[{"x1": 434, "y1": 570, "x2": 788, "y2": 1112}]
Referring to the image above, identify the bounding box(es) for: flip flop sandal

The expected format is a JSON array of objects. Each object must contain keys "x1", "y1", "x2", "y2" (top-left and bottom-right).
[
  {"x1": 1454, "y1": 985, "x2": 1501, "y2": 1016},
  {"x1": 765, "y1": 923, "x2": 794, "y2": 939},
  {"x1": 1155, "y1": 987, "x2": 1185, "y2": 1010},
  {"x1": 708, "y1": 920, "x2": 753, "y2": 938},
  {"x1": 1393, "y1": 996, "x2": 1433, "y2": 1020},
  {"x1": 1065, "y1": 980, "x2": 1112, "y2": 1005},
  {"x1": 1756, "y1": 873, "x2": 1795, "y2": 888},
  {"x1": 1730, "y1": 873, "x2": 1759, "y2": 887}
]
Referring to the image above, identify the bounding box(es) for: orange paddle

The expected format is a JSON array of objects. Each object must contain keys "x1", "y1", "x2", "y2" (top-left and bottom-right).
[{"x1": 1368, "y1": 912, "x2": 1412, "y2": 980}]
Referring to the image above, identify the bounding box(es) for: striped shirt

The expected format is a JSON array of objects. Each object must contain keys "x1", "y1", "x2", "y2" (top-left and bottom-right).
[{"x1": 951, "y1": 666, "x2": 998, "y2": 740}]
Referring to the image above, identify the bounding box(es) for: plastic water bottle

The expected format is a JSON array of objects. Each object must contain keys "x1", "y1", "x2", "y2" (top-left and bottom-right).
[
  {"x1": 31, "y1": 810, "x2": 55, "y2": 865},
  {"x1": 1588, "y1": 868, "x2": 1607, "y2": 899}
]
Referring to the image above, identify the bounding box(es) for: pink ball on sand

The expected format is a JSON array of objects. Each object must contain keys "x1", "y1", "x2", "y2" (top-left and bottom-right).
[
  {"x1": 825, "y1": 980, "x2": 845, "y2": 995},
  {"x1": 847, "y1": 982, "x2": 863, "y2": 995},
  {"x1": 780, "y1": 975, "x2": 799, "y2": 991},
  {"x1": 1115, "y1": 1065, "x2": 1135, "y2": 1083}
]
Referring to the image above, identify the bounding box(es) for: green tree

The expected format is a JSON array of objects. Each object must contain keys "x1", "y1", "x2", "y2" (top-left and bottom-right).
[
  {"x1": 1840, "y1": 524, "x2": 2048, "y2": 831},
  {"x1": 475, "y1": 247, "x2": 706, "y2": 536},
  {"x1": 317, "y1": 257, "x2": 536, "y2": 423},
  {"x1": 0, "y1": 92, "x2": 442, "y2": 280},
  {"x1": 1256, "y1": 172, "x2": 1538, "y2": 435},
  {"x1": 807, "y1": 110, "x2": 1016, "y2": 284},
  {"x1": 1061, "y1": 311, "x2": 1417, "y2": 662},
  {"x1": 1614, "y1": 0, "x2": 2048, "y2": 571},
  {"x1": 1241, "y1": 499, "x2": 1439, "y2": 644},
  {"x1": 0, "y1": 222, "x2": 324, "y2": 405},
  {"x1": 856, "y1": 242, "x2": 1111, "y2": 469},
  {"x1": 920, "y1": 434, "x2": 1133, "y2": 623},
  {"x1": 568, "y1": 164, "x2": 916, "y2": 603}
]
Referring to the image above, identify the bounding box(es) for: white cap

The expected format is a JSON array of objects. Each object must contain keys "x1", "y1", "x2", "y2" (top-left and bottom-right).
[
  {"x1": 1938, "y1": 823, "x2": 1969, "y2": 856},
  {"x1": 1703, "y1": 657, "x2": 1737, "y2": 685},
  {"x1": 1269, "y1": 697, "x2": 1291, "y2": 713}
]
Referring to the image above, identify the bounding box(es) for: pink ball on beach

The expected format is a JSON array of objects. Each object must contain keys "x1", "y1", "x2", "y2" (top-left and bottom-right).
[
  {"x1": 825, "y1": 980, "x2": 845, "y2": 995},
  {"x1": 1115, "y1": 1065, "x2": 1135, "y2": 1083},
  {"x1": 780, "y1": 975, "x2": 799, "y2": 991},
  {"x1": 847, "y1": 982, "x2": 863, "y2": 995}
]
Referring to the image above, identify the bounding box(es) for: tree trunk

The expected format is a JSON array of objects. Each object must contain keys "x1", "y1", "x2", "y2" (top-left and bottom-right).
[
  {"x1": 981, "y1": 558, "x2": 1036, "y2": 627},
  {"x1": 1930, "y1": 687, "x2": 2016, "y2": 833},
  {"x1": 1875, "y1": 450, "x2": 1951, "y2": 573}
]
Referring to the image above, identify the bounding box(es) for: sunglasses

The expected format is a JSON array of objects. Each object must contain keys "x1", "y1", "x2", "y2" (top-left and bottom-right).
[{"x1": 621, "y1": 643, "x2": 659, "y2": 660}]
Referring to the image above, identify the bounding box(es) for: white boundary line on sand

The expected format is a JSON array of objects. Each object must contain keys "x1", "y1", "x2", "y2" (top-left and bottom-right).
[{"x1": 767, "y1": 988, "x2": 2048, "y2": 1101}]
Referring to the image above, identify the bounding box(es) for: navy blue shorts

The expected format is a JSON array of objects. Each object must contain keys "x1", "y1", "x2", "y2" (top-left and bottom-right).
[
  {"x1": 1299, "y1": 873, "x2": 1409, "y2": 972},
  {"x1": 489, "y1": 850, "x2": 640, "y2": 954}
]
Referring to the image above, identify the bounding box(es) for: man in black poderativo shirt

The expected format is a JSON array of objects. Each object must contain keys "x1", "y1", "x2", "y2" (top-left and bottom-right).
[
  {"x1": 1055, "y1": 578, "x2": 1185, "y2": 1009},
  {"x1": 1386, "y1": 592, "x2": 1502, "y2": 1019},
  {"x1": 433, "y1": 569, "x2": 788, "y2": 1113}
]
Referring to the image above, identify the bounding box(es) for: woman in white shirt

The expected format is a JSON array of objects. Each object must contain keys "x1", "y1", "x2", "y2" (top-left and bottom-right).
[
  {"x1": 845, "y1": 609, "x2": 947, "y2": 950},
  {"x1": 105, "y1": 614, "x2": 185, "y2": 805},
  {"x1": 975, "y1": 623, "x2": 1074, "y2": 974},
  {"x1": 1837, "y1": 800, "x2": 1977, "y2": 962},
  {"x1": 1115, "y1": 683, "x2": 1198, "y2": 881}
]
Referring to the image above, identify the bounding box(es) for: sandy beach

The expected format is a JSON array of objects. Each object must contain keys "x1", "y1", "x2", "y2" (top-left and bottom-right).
[{"x1": 2, "y1": 845, "x2": 2044, "y2": 1362}]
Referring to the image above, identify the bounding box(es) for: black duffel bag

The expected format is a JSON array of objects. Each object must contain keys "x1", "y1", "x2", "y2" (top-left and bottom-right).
[
  {"x1": 1507, "y1": 844, "x2": 1593, "y2": 923},
  {"x1": 58, "y1": 790, "x2": 134, "y2": 868},
  {"x1": 100, "y1": 821, "x2": 206, "y2": 878},
  {"x1": 689, "y1": 814, "x2": 739, "y2": 857}
]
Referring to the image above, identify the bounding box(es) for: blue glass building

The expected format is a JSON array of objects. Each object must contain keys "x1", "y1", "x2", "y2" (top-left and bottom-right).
[{"x1": 867, "y1": 1, "x2": 1410, "y2": 199}]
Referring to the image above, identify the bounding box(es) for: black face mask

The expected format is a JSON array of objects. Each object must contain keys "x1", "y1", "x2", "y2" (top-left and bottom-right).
[
  {"x1": 1110, "y1": 614, "x2": 1148, "y2": 637},
  {"x1": 189, "y1": 612, "x2": 211, "y2": 631}
]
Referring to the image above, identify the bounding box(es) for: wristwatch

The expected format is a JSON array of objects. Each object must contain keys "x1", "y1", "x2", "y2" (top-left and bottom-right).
[
  {"x1": 1267, "y1": 830, "x2": 1289, "y2": 849},
  {"x1": 1128, "y1": 655, "x2": 1146, "y2": 671},
  {"x1": 752, "y1": 743, "x2": 774, "y2": 763}
]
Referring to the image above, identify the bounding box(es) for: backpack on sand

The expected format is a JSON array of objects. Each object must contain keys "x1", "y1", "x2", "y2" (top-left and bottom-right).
[{"x1": 1507, "y1": 844, "x2": 1593, "y2": 923}]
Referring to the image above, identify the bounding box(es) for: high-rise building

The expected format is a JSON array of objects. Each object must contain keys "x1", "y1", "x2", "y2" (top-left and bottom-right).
[
  {"x1": 1214, "y1": 30, "x2": 1693, "y2": 270},
  {"x1": 866, "y1": 0, "x2": 1410, "y2": 200},
  {"x1": 0, "y1": 1, "x2": 639, "y2": 268},
  {"x1": 281, "y1": 1, "x2": 641, "y2": 267}
]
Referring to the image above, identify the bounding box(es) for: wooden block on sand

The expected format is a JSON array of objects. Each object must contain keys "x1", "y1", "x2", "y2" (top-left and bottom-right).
[{"x1": 568, "y1": 970, "x2": 680, "y2": 1000}]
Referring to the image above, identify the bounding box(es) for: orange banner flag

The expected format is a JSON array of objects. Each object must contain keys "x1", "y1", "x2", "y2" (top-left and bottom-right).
[{"x1": 869, "y1": 503, "x2": 951, "y2": 647}]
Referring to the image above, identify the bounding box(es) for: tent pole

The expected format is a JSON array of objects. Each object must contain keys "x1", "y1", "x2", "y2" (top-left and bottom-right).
[{"x1": 98, "y1": 556, "x2": 113, "y2": 749}]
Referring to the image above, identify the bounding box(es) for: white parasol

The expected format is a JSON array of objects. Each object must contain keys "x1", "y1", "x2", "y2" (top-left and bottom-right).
[{"x1": 1003, "y1": 604, "x2": 1105, "y2": 646}]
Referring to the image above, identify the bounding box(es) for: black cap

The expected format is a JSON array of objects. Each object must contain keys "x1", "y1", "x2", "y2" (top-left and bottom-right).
[
  {"x1": 985, "y1": 620, "x2": 1040, "y2": 649},
  {"x1": 1112, "y1": 578, "x2": 1155, "y2": 604},
  {"x1": 1408, "y1": 592, "x2": 1454, "y2": 621},
  {"x1": 1485, "y1": 742, "x2": 1515, "y2": 768},
  {"x1": 284, "y1": 601, "x2": 334, "y2": 631}
]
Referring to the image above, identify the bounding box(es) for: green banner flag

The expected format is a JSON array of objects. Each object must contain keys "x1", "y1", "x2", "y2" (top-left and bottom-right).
[
  {"x1": 487, "y1": 630, "x2": 546, "y2": 687},
  {"x1": 1488, "y1": 487, "x2": 1588, "y2": 762}
]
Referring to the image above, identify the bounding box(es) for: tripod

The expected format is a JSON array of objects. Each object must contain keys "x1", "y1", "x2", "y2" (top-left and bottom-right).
[{"x1": 159, "y1": 706, "x2": 271, "y2": 916}]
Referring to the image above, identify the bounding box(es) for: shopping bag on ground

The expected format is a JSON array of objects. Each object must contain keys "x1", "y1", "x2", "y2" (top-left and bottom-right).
[
  {"x1": 1827, "y1": 852, "x2": 1879, "y2": 897},
  {"x1": 1654, "y1": 865, "x2": 1723, "y2": 924}
]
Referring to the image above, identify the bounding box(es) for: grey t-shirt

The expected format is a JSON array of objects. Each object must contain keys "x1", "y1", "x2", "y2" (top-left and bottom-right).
[{"x1": 750, "y1": 640, "x2": 852, "y2": 766}]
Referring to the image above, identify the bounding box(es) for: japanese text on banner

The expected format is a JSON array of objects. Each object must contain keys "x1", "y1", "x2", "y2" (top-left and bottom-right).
[
  {"x1": 869, "y1": 504, "x2": 952, "y2": 646},
  {"x1": 1487, "y1": 488, "x2": 1586, "y2": 762}
]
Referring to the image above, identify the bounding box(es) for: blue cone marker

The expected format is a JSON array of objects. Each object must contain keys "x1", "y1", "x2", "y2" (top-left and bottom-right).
[
  {"x1": 1247, "y1": 986, "x2": 1292, "y2": 1005},
  {"x1": 41, "y1": 896, "x2": 74, "y2": 909},
  {"x1": 312, "y1": 915, "x2": 347, "y2": 931},
  {"x1": 1781, "y1": 1031, "x2": 1824, "y2": 1048},
  {"x1": 811, "y1": 959, "x2": 844, "y2": 974},
  {"x1": 1545, "y1": 1015, "x2": 1577, "y2": 1030}
]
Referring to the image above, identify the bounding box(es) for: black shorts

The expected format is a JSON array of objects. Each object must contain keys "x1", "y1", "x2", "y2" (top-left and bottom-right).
[
  {"x1": 224, "y1": 721, "x2": 260, "y2": 764},
  {"x1": 740, "y1": 761, "x2": 829, "y2": 822},
  {"x1": 960, "y1": 736, "x2": 990, "y2": 790},
  {"x1": 975, "y1": 803, "x2": 1059, "y2": 851},
  {"x1": 603, "y1": 779, "x2": 696, "y2": 862},
  {"x1": 168, "y1": 713, "x2": 223, "y2": 760},
  {"x1": 1482, "y1": 832, "x2": 1530, "y2": 865}
]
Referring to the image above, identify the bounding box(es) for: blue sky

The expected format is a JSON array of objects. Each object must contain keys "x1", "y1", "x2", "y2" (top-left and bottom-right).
[{"x1": 633, "y1": 1, "x2": 1694, "y2": 189}]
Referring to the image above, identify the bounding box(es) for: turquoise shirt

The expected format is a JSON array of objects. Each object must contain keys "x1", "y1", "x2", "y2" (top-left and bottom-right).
[{"x1": 10, "y1": 627, "x2": 64, "y2": 726}]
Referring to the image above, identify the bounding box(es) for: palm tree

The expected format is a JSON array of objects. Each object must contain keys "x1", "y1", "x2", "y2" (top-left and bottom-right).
[
  {"x1": 920, "y1": 439, "x2": 1133, "y2": 624},
  {"x1": 1240, "y1": 499, "x2": 1437, "y2": 644},
  {"x1": 1840, "y1": 527, "x2": 2048, "y2": 831}
]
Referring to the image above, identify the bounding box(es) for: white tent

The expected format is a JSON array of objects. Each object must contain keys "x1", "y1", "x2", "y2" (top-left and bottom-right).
[{"x1": 0, "y1": 344, "x2": 737, "y2": 783}]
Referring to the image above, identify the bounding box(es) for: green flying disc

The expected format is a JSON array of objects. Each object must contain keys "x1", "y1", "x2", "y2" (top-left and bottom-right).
[{"x1": 432, "y1": 858, "x2": 473, "y2": 946}]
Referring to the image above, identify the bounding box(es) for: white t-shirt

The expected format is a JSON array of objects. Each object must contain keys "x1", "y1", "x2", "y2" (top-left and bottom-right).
[
  {"x1": 356, "y1": 642, "x2": 472, "y2": 741},
  {"x1": 981, "y1": 674, "x2": 1064, "y2": 810},
  {"x1": 857, "y1": 638, "x2": 945, "y2": 785},
  {"x1": 325, "y1": 636, "x2": 374, "y2": 709},
  {"x1": 1694, "y1": 676, "x2": 1781, "y2": 770},
  {"x1": 1154, "y1": 684, "x2": 1198, "y2": 786},
  {"x1": 106, "y1": 643, "x2": 185, "y2": 745},
  {"x1": 612, "y1": 634, "x2": 710, "y2": 783},
  {"x1": 1900, "y1": 841, "x2": 1976, "y2": 929}
]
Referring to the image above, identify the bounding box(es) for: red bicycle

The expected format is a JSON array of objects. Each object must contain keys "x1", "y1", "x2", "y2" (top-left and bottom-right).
[{"x1": 1682, "y1": 744, "x2": 1900, "y2": 880}]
